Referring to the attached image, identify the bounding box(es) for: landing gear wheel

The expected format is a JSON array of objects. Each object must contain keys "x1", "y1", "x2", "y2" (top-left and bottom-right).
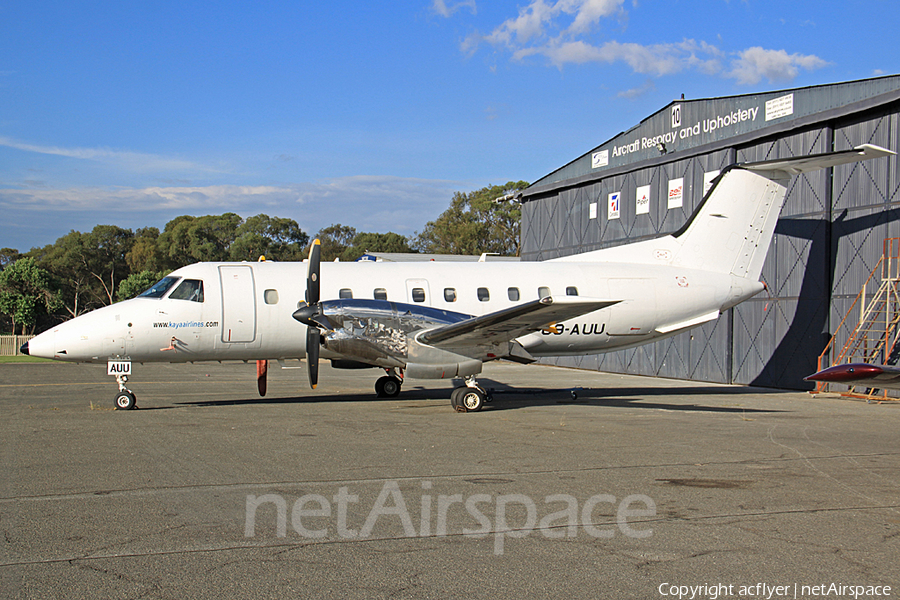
[
  {"x1": 115, "y1": 390, "x2": 137, "y2": 410},
  {"x1": 375, "y1": 375, "x2": 402, "y2": 398},
  {"x1": 451, "y1": 386, "x2": 485, "y2": 412},
  {"x1": 450, "y1": 387, "x2": 466, "y2": 412}
]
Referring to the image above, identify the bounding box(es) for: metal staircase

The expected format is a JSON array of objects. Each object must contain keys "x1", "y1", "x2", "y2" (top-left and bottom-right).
[{"x1": 814, "y1": 238, "x2": 900, "y2": 399}]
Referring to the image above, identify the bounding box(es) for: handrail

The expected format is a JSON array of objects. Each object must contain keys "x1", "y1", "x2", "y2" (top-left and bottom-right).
[
  {"x1": 814, "y1": 237, "x2": 900, "y2": 396},
  {"x1": 814, "y1": 255, "x2": 884, "y2": 391}
]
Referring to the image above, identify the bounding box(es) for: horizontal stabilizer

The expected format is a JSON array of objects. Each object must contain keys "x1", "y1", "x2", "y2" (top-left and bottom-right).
[
  {"x1": 419, "y1": 296, "x2": 618, "y2": 348},
  {"x1": 742, "y1": 144, "x2": 895, "y2": 175}
]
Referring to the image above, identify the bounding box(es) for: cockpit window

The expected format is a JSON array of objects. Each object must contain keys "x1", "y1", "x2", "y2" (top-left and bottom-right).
[
  {"x1": 168, "y1": 279, "x2": 204, "y2": 302},
  {"x1": 139, "y1": 276, "x2": 180, "y2": 299}
]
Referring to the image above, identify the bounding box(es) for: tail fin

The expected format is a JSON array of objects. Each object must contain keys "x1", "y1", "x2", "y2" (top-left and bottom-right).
[{"x1": 672, "y1": 144, "x2": 894, "y2": 279}]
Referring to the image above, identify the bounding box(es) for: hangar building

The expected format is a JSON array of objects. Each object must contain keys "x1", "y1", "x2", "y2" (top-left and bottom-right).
[{"x1": 519, "y1": 75, "x2": 900, "y2": 390}]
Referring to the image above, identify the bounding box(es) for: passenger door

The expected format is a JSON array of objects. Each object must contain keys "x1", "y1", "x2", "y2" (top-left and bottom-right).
[{"x1": 219, "y1": 265, "x2": 257, "y2": 342}]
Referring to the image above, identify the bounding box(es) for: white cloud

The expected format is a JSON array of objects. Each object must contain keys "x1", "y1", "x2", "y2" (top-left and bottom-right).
[
  {"x1": 487, "y1": 0, "x2": 556, "y2": 46},
  {"x1": 0, "y1": 184, "x2": 290, "y2": 211},
  {"x1": 0, "y1": 135, "x2": 211, "y2": 173},
  {"x1": 617, "y1": 79, "x2": 655, "y2": 99},
  {"x1": 464, "y1": 2, "x2": 825, "y2": 87},
  {"x1": 486, "y1": 0, "x2": 624, "y2": 47},
  {"x1": 0, "y1": 175, "x2": 469, "y2": 239},
  {"x1": 432, "y1": 0, "x2": 477, "y2": 18},
  {"x1": 559, "y1": 0, "x2": 624, "y2": 35},
  {"x1": 726, "y1": 47, "x2": 829, "y2": 85},
  {"x1": 515, "y1": 38, "x2": 721, "y2": 76}
]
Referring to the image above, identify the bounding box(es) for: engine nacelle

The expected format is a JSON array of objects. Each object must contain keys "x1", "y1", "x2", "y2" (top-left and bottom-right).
[{"x1": 318, "y1": 299, "x2": 477, "y2": 377}]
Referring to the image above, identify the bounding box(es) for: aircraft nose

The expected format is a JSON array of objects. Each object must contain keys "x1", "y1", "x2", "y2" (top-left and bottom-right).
[{"x1": 20, "y1": 341, "x2": 30, "y2": 355}]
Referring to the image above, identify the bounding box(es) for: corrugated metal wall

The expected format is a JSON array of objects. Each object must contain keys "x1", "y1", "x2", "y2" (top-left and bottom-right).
[{"x1": 521, "y1": 102, "x2": 900, "y2": 390}]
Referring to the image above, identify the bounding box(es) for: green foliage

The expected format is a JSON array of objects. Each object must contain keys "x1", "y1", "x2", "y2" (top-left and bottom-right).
[
  {"x1": 117, "y1": 270, "x2": 169, "y2": 301},
  {"x1": 126, "y1": 227, "x2": 164, "y2": 273},
  {"x1": 0, "y1": 257, "x2": 61, "y2": 334},
  {"x1": 230, "y1": 214, "x2": 309, "y2": 262},
  {"x1": 341, "y1": 231, "x2": 414, "y2": 261},
  {"x1": 316, "y1": 224, "x2": 358, "y2": 261},
  {"x1": 0, "y1": 248, "x2": 22, "y2": 270},
  {"x1": 314, "y1": 226, "x2": 416, "y2": 262},
  {"x1": 157, "y1": 213, "x2": 242, "y2": 267},
  {"x1": 29, "y1": 225, "x2": 134, "y2": 317},
  {"x1": 413, "y1": 181, "x2": 528, "y2": 256}
]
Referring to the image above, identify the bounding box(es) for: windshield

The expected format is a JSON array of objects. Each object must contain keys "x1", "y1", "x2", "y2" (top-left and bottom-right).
[
  {"x1": 168, "y1": 279, "x2": 204, "y2": 302},
  {"x1": 139, "y1": 276, "x2": 180, "y2": 299}
]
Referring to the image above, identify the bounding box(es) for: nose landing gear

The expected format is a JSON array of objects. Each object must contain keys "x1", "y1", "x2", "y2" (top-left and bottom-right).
[{"x1": 114, "y1": 374, "x2": 137, "y2": 410}]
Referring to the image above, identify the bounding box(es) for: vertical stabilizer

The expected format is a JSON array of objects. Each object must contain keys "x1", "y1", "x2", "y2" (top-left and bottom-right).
[{"x1": 673, "y1": 144, "x2": 894, "y2": 281}]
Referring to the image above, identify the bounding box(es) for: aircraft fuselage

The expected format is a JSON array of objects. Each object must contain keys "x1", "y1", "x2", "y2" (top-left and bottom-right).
[{"x1": 27, "y1": 258, "x2": 759, "y2": 365}]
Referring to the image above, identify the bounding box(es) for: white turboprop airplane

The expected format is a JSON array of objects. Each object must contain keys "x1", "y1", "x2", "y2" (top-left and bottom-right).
[{"x1": 21, "y1": 145, "x2": 894, "y2": 412}]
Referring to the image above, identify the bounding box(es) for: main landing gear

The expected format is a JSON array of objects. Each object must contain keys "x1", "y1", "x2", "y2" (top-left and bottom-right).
[
  {"x1": 375, "y1": 369, "x2": 403, "y2": 398},
  {"x1": 114, "y1": 374, "x2": 138, "y2": 410},
  {"x1": 450, "y1": 377, "x2": 492, "y2": 413}
]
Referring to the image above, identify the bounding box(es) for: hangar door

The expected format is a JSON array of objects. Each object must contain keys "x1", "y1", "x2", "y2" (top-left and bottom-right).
[{"x1": 219, "y1": 265, "x2": 257, "y2": 343}]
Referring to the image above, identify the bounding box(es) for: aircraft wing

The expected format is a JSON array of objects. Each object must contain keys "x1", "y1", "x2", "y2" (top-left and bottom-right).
[
  {"x1": 418, "y1": 296, "x2": 618, "y2": 348},
  {"x1": 804, "y1": 363, "x2": 900, "y2": 389}
]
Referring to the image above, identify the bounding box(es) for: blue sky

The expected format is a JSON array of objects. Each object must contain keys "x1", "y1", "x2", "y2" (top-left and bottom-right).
[{"x1": 1, "y1": 0, "x2": 898, "y2": 253}]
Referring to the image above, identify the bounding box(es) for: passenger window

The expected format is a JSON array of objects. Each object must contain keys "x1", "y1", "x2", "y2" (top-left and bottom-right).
[
  {"x1": 566, "y1": 286, "x2": 579, "y2": 296},
  {"x1": 538, "y1": 286, "x2": 550, "y2": 299},
  {"x1": 339, "y1": 288, "x2": 353, "y2": 299},
  {"x1": 374, "y1": 288, "x2": 387, "y2": 300},
  {"x1": 412, "y1": 288, "x2": 426, "y2": 303},
  {"x1": 168, "y1": 279, "x2": 204, "y2": 302},
  {"x1": 477, "y1": 287, "x2": 490, "y2": 302},
  {"x1": 508, "y1": 287, "x2": 520, "y2": 301},
  {"x1": 264, "y1": 289, "x2": 279, "y2": 304},
  {"x1": 444, "y1": 288, "x2": 457, "y2": 302}
]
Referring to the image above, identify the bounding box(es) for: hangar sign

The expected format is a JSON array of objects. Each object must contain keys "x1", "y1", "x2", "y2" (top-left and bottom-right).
[{"x1": 605, "y1": 104, "x2": 761, "y2": 164}]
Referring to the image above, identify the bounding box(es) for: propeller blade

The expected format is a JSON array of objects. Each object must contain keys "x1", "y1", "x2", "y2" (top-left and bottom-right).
[
  {"x1": 307, "y1": 238, "x2": 321, "y2": 305},
  {"x1": 256, "y1": 359, "x2": 268, "y2": 397},
  {"x1": 307, "y1": 327, "x2": 320, "y2": 389},
  {"x1": 300, "y1": 238, "x2": 323, "y2": 390}
]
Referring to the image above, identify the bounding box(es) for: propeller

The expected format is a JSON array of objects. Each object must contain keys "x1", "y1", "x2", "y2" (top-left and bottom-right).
[{"x1": 292, "y1": 239, "x2": 328, "y2": 389}]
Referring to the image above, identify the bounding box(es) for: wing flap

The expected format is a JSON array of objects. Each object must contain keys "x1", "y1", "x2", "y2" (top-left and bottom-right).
[
  {"x1": 418, "y1": 296, "x2": 618, "y2": 348},
  {"x1": 656, "y1": 310, "x2": 720, "y2": 334}
]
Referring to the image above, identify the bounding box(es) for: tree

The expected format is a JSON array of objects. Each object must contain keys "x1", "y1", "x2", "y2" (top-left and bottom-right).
[
  {"x1": 157, "y1": 213, "x2": 242, "y2": 268},
  {"x1": 28, "y1": 224, "x2": 135, "y2": 315},
  {"x1": 413, "y1": 181, "x2": 528, "y2": 256},
  {"x1": 341, "y1": 232, "x2": 414, "y2": 261},
  {"x1": 1, "y1": 248, "x2": 21, "y2": 270},
  {"x1": 316, "y1": 224, "x2": 358, "y2": 261},
  {"x1": 126, "y1": 227, "x2": 165, "y2": 274},
  {"x1": 0, "y1": 258, "x2": 60, "y2": 334},
  {"x1": 229, "y1": 214, "x2": 309, "y2": 262},
  {"x1": 117, "y1": 270, "x2": 168, "y2": 301},
  {"x1": 82, "y1": 225, "x2": 135, "y2": 305}
]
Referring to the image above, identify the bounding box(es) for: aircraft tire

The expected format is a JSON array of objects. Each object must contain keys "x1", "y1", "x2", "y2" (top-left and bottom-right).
[
  {"x1": 450, "y1": 387, "x2": 466, "y2": 412},
  {"x1": 115, "y1": 391, "x2": 137, "y2": 410},
  {"x1": 451, "y1": 387, "x2": 485, "y2": 412},
  {"x1": 375, "y1": 376, "x2": 402, "y2": 398}
]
